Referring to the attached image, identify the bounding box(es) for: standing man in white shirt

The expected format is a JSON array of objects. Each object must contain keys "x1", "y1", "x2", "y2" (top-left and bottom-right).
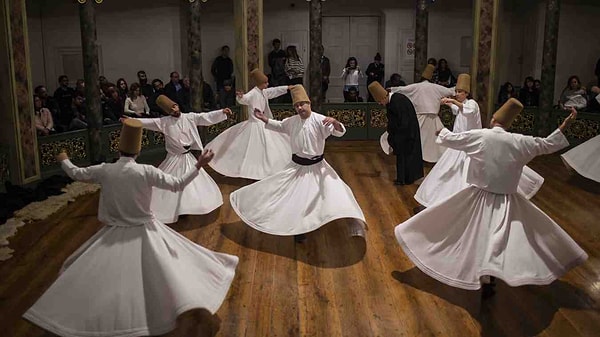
[{"x1": 230, "y1": 85, "x2": 366, "y2": 242}]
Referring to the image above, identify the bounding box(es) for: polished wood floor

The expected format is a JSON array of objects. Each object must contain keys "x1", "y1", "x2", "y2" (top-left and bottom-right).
[{"x1": 1, "y1": 141, "x2": 599, "y2": 337}]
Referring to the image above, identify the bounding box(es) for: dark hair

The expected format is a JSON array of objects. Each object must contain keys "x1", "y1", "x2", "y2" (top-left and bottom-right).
[
  {"x1": 566, "y1": 75, "x2": 581, "y2": 89},
  {"x1": 427, "y1": 58, "x2": 437, "y2": 66},
  {"x1": 374, "y1": 53, "x2": 382, "y2": 61},
  {"x1": 438, "y1": 58, "x2": 448, "y2": 69},
  {"x1": 34, "y1": 85, "x2": 46, "y2": 94},
  {"x1": 223, "y1": 79, "x2": 233, "y2": 86},
  {"x1": 170, "y1": 71, "x2": 179, "y2": 78},
  {"x1": 58, "y1": 75, "x2": 68, "y2": 82},
  {"x1": 129, "y1": 83, "x2": 141, "y2": 97},
  {"x1": 286, "y1": 45, "x2": 299, "y2": 60},
  {"x1": 151, "y1": 78, "x2": 163, "y2": 86},
  {"x1": 345, "y1": 57, "x2": 358, "y2": 68},
  {"x1": 137, "y1": 70, "x2": 146, "y2": 76},
  {"x1": 272, "y1": 38, "x2": 281, "y2": 45},
  {"x1": 221, "y1": 45, "x2": 230, "y2": 51},
  {"x1": 348, "y1": 86, "x2": 358, "y2": 93}
]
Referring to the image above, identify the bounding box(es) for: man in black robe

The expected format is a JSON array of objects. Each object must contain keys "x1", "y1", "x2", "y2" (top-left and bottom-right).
[{"x1": 369, "y1": 81, "x2": 423, "y2": 185}]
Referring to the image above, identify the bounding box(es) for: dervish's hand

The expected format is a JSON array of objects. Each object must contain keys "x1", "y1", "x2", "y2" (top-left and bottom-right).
[
  {"x1": 322, "y1": 117, "x2": 337, "y2": 127},
  {"x1": 435, "y1": 129, "x2": 443, "y2": 136},
  {"x1": 119, "y1": 116, "x2": 130, "y2": 123},
  {"x1": 56, "y1": 151, "x2": 68, "y2": 162},
  {"x1": 195, "y1": 149, "x2": 214, "y2": 169},
  {"x1": 236, "y1": 90, "x2": 244, "y2": 98},
  {"x1": 223, "y1": 108, "x2": 233, "y2": 117},
  {"x1": 254, "y1": 108, "x2": 268, "y2": 123}
]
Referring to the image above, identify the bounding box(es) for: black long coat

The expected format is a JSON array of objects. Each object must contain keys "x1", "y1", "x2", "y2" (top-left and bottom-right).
[{"x1": 387, "y1": 93, "x2": 424, "y2": 184}]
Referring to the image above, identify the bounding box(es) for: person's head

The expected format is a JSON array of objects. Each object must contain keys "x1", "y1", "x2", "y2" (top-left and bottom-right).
[
  {"x1": 523, "y1": 76, "x2": 534, "y2": 89},
  {"x1": 291, "y1": 86, "x2": 311, "y2": 119},
  {"x1": 374, "y1": 53, "x2": 382, "y2": 64},
  {"x1": 345, "y1": 57, "x2": 358, "y2": 69},
  {"x1": 250, "y1": 69, "x2": 269, "y2": 89},
  {"x1": 491, "y1": 98, "x2": 523, "y2": 129},
  {"x1": 221, "y1": 45, "x2": 230, "y2": 57},
  {"x1": 129, "y1": 83, "x2": 141, "y2": 98},
  {"x1": 390, "y1": 73, "x2": 402, "y2": 86},
  {"x1": 107, "y1": 86, "x2": 119, "y2": 100},
  {"x1": 368, "y1": 81, "x2": 389, "y2": 106},
  {"x1": 169, "y1": 71, "x2": 180, "y2": 84},
  {"x1": 137, "y1": 70, "x2": 147, "y2": 83},
  {"x1": 98, "y1": 76, "x2": 107, "y2": 84},
  {"x1": 151, "y1": 78, "x2": 164, "y2": 91},
  {"x1": 182, "y1": 77, "x2": 190, "y2": 88},
  {"x1": 347, "y1": 87, "x2": 359, "y2": 100},
  {"x1": 33, "y1": 95, "x2": 42, "y2": 110},
  {"x1": 272, "y1": 38, "x2": 281, "y2": 50},
  {"x1": 73, "y1": 94, "x2": 85, "y2": 107},
  {"x1": 58, "y1": 75, "x2": 69, "y2": 87},
  {"x1": 534, "y1": 79, "x2": 541, "y2": 90},
  {"x1": 438, "y1": 58, "x2": 448, "y2": 70},
  {"x1": 76, "y1": 79, "x2": 85, "y2": 91},
  {"x1": 427, "y1": 58, "x2": 437, "y2": 66},
  {"x1": 117, "y1": 78, "x2": 128, "y2": 91},
  {"x1": 502, "y1": 82, "x2": 514, "y2": 93},
  {"x1": 156, "y1": 95, "x2": 181, "y2": 117},
  {"x1": 34, "y1": 85, "x2": 48, "y2": 99},
  {"x1": 119, "y1": 119, "x2": 143, "y2": 158},
  {"x1": 567, "y1": 75, "x2": 581, "y2": 90},
  {"x1": 286, "y1": 45, "x2": 299, "y2": 60},
  {"x1": 223, "y1": 79, "x2": 233, "y2": 91}
]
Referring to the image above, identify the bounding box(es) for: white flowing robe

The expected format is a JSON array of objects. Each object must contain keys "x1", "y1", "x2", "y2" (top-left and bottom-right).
[
  {"x1": 206, "y1": 86, "x2": 292, "y2": 180},
  {"x1": 414, "y1": 100, "x2": 545, "y2": 206},
  {"x1": 230, "y1": 112, "x2": 366, "y2": 235},
  {"x1": 395, "y1": 127, "x2": 587, "y2": 290},
  {"x1": 24, "y1": 158, "x2": 238, "y2": 337},
  {"x1": 561, "y1": 134, "x2": 600, "y2": 183},
  {"x1": 391, "y1": 81, "x2": 455, "y2": 162},
  {"x1": 135, "y1": 111, "x2": 226, "y2": 223}
]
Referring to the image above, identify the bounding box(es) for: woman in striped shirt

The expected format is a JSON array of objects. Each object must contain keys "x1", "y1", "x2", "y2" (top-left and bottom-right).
[{"x1": 285, "y1": 45, "x2": 304, "y2": 85}]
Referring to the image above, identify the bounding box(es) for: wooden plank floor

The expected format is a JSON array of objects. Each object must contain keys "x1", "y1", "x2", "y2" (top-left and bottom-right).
[{"x1": 1, "y1": 140, "x2": 599, "y2": 337}]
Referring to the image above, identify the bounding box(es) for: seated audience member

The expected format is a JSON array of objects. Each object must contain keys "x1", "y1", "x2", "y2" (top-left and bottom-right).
[
  {"x1": 116, "y1": 78, "x2": 128, "y2": 101},
  {"x1": 498, "y1": 82, "x2": 517, "y2": 105},
  {"x1": 33, "y1": 95, "x2": 55, "y2": 136},
  {"x1": 69, "y1": 94, "x2": 87, "y2": 130},
  {"x1": 75, "y1": 79, "x2": 85, "y2": 97},
  {"x1": 559, "y1": 75, "x2": 587, "y2": 110},
  {"x1": 181, "y1": 76, "x2": 192, "y2": 112},
  {"x1": 202, "y1": 81, "x2": 216, "y2": 111},
  {"x1": 124, "y1": 83, "x2": 151, "y2": 117},
  {"x1": 587, "y1": 86, "x2": 600, "y2": 113},
  {"x1": 137, "y1": 70, "x2": 154, "y2": 99},
  {"x1": 519, "y1": 76, "x2": 539, "y2": 107},
  {"x1": 35, "y1": 85, "x2": 60, "y2": 122},
  {"x1": 218, "y1": 79, "x2": 236, "y2": 108},
  {"x1": 344, "y1": 86, "x2": 364, "y2": 102},
  {"x1": 102, "y1": 87, "x2": 124, "y2": 122},
  {"x1": 148, "y1": 79, "x2": 165, "y2": 115},
  {"x1": 435, "y1": 59, "x2": 456, "y2": 87},
  {"x1": 385, "y1": 73, "x2": 405, "y2": 89},
  {"x1": 53, "y1": 75, "x2": 76, "y2": 122}
]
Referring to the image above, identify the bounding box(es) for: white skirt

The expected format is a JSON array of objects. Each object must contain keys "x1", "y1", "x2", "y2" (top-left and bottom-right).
[
  {"x1": 205, "y1": 120, "x2": 292, "y2": 180},
  {"x1": 23, "y1": 220, "x2": 238, "y2": 337},
  {"x1": 561, "y1": 134, "x2": 600, "y2": 183},
  {"x1": 396, "y1": 186, "x2": 587, "y2": 290},
  {"x1": 417, "y1": 114, "x2": 446, "y2": 163},
  {"x1": 230, "y1": 160, "x2": 366, "y2": 235},
  {"x1": 151, "y1": 152, "x2": 223, "y2": 224},
  {"x1": 380, "y1": 131, "x2": 392, "y2": 155},
  {"x1": 414, "y1": 148, "x2": 544, "y2": 207}
]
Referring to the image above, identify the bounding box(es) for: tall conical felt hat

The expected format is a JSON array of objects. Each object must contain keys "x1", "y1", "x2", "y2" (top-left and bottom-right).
[
  {"x1": 156, "y1": 95, "x2": 176, "y2": 113},
  {"x1": 493, "y1": 98, "x2": 523, "y2": 128},
  {"x1": 250, "y1": 68, "x2": 268, "y2": 85},
  {"x1": 291, "y1": 85, "x2": 310, "y2": 105},
  {"x1": 422, "y1": 64, "x2": 435, "y2": 80},
  {"x1": 368, "y1": 81, "x2": 388, "y2": 102},
  {"x1": 119, "y1": 119, "x2": 143, "y2": 154},
  {"x1": 456, "y1": 73, "x2": 471, "y2": 92}
]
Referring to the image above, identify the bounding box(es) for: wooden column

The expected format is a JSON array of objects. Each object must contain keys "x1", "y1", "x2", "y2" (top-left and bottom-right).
[
  {"x1": 0, "y1": 0, "x2": 40, "y2": 184},
  {"x1": 309, "y1": 0, "x2": 323, "y2": 112},
  {"x1": 538, "y1": 0, "x2": 561, "y2": 135},
  {"x1": 471, "y1": 0, "x2": 500, "y2": 127},
  {"x1": 234, "y1": 0, "x2": 262, "y2": 119},
  {"x1": 79, "y1": 1, "x2": 102, "y2": 163},
  {"x1": 188, "y1": 0, "x2": 204, "y2": 112},
  {"x1": 413, "y1": 0, "x2": 429, "y2": 83}
]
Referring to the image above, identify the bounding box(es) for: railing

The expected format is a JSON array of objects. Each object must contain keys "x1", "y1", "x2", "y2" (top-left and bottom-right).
[{"x1": 34, "y1": 103, "x2": 600, "y2": 176}]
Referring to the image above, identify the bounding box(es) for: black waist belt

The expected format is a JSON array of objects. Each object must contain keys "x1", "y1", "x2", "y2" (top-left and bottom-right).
[
  {"x1": 182, "y1": 145, "x2": 192, "y2": 154},
  {"x1": 292, "y1": 154, "x2": 324, "y2": 166}
]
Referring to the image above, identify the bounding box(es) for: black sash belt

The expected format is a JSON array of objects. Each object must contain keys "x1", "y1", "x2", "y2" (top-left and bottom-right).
[
  {"x1": 182, "y1": 145, "x2": 192, "y2": 154},
  {"x1": 292, "y1": 154, "x2": 324, "y2": 166}
]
